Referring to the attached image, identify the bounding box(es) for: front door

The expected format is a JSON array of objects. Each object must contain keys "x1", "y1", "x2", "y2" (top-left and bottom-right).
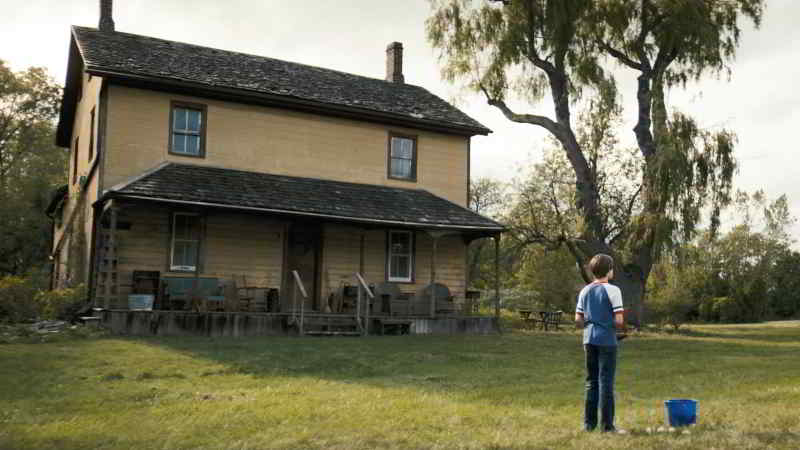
[{"x1": 286, "y1": 222, "x2": 322, "y2": 311}]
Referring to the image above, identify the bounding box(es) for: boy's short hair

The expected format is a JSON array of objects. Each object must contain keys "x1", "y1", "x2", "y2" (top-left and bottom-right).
[{"x1": 588, "y1": 254, "x2": 614, "y2": 279}]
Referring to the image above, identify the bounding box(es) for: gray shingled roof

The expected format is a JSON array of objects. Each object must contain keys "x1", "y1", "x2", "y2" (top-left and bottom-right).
[
  {"x1": 71, "y1": 26, "x2": 490, "y2": 135},
  {"x1": 107, "y1": 163, "x2": 504, "y2": 232}
]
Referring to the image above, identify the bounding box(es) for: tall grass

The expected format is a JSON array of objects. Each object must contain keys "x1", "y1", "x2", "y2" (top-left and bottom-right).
[{"x1": 0, "y1": 321, "x2": 798, "y2": 449}]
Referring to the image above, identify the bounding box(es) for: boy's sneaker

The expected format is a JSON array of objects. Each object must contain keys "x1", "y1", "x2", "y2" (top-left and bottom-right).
[{"x1": 602, "y1": 427, "x2": 628, "y2": 434}]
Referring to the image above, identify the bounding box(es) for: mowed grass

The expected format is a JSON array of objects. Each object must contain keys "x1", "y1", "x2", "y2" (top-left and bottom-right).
[{"x1": 0, "y1": 322, "x2": 798, "y2": 449}]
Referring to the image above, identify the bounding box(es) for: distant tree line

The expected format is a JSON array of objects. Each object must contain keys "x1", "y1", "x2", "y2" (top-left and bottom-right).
[
  {"x1": 0, "y1": 60, "x2": 69, "y2": 322},
  {"x1": 468, "y1": 170, "x2": 799, "y2": 325}
]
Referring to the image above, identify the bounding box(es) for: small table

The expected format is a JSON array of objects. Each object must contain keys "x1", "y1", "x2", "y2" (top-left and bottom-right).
[
  {"x1": 538, "y1": 311, "x2": 563, "y2": 331},
  {"x1": 518, "y1": 309, "x2": 537, "y2": 329},
  {"x1": 519, "y1": 310, "x2": 562, "y2": 330}
]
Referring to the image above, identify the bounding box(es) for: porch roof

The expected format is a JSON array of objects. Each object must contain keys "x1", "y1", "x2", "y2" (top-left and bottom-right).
[{"x1": 103, "y1": 163, "x2": 506, "y2": 233}]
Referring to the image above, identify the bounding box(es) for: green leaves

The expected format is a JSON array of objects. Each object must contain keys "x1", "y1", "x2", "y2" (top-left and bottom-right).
[
  {"x1": 427, "y1": 0, "x2": 599, "y2": 102},
  {"x1": 0, "y1": 60, "x2": 66, "y2": 276}
]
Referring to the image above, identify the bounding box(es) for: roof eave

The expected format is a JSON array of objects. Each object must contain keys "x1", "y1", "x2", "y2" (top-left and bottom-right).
[
  {"x1": 86, "y1": 67, "x2": 492, "y2": 137},
  {"x1": 99, "y1": 191, "x2": 505, "y2": 234},
  {"x1": 55, "y1": 32, "x2": 85, "y2": 148}
]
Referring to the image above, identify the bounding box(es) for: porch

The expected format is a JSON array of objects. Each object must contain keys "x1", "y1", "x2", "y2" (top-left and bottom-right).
[
  {"x1": 99, "y1": 310, "x2": 499, "y2": 337},
  {"x1": 89, "y1": 163, "x2": 506, "y2": 336}
]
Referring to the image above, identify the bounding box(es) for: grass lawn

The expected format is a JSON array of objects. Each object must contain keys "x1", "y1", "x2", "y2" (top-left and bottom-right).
[{"x1": 0, "y1": 321, "x2": 798, "y2": 449}]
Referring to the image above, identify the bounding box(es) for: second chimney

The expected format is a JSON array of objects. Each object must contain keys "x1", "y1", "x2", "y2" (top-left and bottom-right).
[
  {"x1": 386, "y1": 42, "x2": 404, "y2": 84},
  {"x1": 99, "y1": 0, "x2": 115, "y2": 32}
]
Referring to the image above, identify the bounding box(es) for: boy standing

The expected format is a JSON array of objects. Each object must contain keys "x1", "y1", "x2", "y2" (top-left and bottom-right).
[{"x1": 575, "y1": 254, "x2": 625, "y2": 433}]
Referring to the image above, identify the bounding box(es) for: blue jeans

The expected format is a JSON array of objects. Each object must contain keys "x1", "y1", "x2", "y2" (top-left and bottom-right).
[{"x1": 583, "y1": 344, "x2": 617, "y2": 431}]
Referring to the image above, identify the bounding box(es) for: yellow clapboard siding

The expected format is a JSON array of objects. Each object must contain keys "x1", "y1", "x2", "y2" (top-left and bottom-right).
[
  {"x1": 320, "y1": 225, "x2": 467, "y2": 300},
  {"x1": 112, "y1": 204, "x2": 285, "y2": 302},
  {"x1": 104, "y1": 85, "x2": 469, "y2": 207}
]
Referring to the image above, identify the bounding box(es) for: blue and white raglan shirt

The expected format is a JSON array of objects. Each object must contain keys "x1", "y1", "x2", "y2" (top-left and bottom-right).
[{"x1": 576, "y1": 282, "x2": 623, "y2": 346}]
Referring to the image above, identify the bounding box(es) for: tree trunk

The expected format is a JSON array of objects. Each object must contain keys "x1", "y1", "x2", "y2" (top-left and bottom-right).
[
  {"x1": 613, "y1": 269, "x2": 645, "y2": 330},
  {"x1": 570, "y1": 236, "x2": 651, "y2": 329}
]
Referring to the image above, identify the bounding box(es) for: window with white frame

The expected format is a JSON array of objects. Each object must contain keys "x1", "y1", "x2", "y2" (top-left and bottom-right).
[
  {"x1": 170, "y1": 213, "x2": 200, "y2": 271},
  {"x1": 169, "y1": 103, "x2": 205, "y2": 157},
  {"x1": 387, "y1": 230, "x2": 414, "y2": 282},
  {"x1": 388, "y1": 134, "x2": 417, "y2": 181}
]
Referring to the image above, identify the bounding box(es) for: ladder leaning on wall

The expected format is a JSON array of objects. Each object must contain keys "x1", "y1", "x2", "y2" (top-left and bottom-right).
[{"x1": 93, "y1": 205, "x2": 119, "y2": 309}]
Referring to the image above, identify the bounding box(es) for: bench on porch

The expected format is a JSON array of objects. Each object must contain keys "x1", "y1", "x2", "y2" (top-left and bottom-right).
[{"x1": 161, "y1": 277, "x2": 225, "y2": 311}]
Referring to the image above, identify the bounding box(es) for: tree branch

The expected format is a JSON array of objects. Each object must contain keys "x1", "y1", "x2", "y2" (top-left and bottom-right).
[
  {"x1": 598, "y1": 41, "x2": 644, "y2": 71},
  {"x1": 564, "y1": 239, "x2": 592, "y2": 283},
  {"x1": 653, "y1": 45, "x2": 680, "y2": 77},
  {"x1": 480, "y1": 85, "x2": 562, "y2": 136}
]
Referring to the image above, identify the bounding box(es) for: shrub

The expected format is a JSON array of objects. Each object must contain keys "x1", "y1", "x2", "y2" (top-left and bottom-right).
[
  {"x1": 713, "y1": 296, "x2": 746, "y2": 323},
  {"x1": 0, "y1": 276, "x2": 39, "y2": 323},
  {"x1": 35, "y1": 284, "x2": 88, "y2": 321},
  {"x1": 649, "y1": 270, "x2": 696, "y2": 330},
  {"x1": 0, "y1": 274, "x2": 88, "y2": 323},
  {"x1": 698, "y1": 297, "x2": 719, "y2": 322}
]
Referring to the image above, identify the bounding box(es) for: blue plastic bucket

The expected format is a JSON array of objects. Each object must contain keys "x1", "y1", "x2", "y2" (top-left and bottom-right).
[{"x1": 664, "y1": 399, "x2": 697, "y2": 427}]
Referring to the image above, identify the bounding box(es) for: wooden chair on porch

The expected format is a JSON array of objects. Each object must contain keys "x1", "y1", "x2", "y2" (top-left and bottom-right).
[
  {"x1": 373, "y1": 282, "x2": 404, "y2": 316},
  {"x1": 415, "y1": 283, "x2": 457, "y2": 315},
  {"x1": 234, "y1": 274, "x2": 257, "y2": 312},
  {"x1": 373, "y1": 282, "x2": 413, "y2": 335},
  {"x1": 464, "y1": 290, "x2": 481, "y2": 315}
]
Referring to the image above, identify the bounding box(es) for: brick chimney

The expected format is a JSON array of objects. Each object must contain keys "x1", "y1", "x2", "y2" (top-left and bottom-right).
[
  {"x1": 99, "y1": 0, "x2": 115, "y2": 32},
  {"x1": 386, "y1": 42, "x2": 404, "y2": 84}
]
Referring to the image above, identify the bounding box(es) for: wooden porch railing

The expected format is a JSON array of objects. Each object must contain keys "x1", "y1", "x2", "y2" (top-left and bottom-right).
[
  {"x1": 290, "y1": 270, "x2": 308, "y2": 334},
  {"x1": 354, "y1": 272, "x2": 374, "y2": 336}
]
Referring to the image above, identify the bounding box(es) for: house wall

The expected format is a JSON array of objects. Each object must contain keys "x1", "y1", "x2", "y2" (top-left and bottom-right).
[
  {"x1": 104, "y1": 85, "x2": 470, "y2": 206},
  {"x1": 320, "y1": 224, "x2": 467, "y2": 305},
  {"x1": 321, "y1": 225, "x2": 386, "y2": 301},
  {"x1": 414, "y1": 232, "x2": 467, "y2": 298},
  {"x1": 109, "y1": 202, "x2": 285, "y2": 309},
  {"x1": 105, "y1": 205, "x2": 467, "y2": 311},
  {"x1": 53, "y1": 71, "x2": 104, "y2": 287}
]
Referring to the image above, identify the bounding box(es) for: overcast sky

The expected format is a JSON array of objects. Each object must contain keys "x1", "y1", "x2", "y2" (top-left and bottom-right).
[{"x1": 3, "y1": 0, "x2": 799, "y2": 241}]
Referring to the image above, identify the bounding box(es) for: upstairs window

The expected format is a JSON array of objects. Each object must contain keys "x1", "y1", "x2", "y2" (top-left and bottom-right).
[
  {"x1": 388, "y1": 134, "x2": 417, "y2": 181},
  {"x1": 387, "y1": 230, "x2": 414, "y2": 282},
  {"x1": 169, "y1": 102, "x2": 206, "y2": 157},
  {"x1": 170, "y1": 213, "x2": 201, "y2": 272}
]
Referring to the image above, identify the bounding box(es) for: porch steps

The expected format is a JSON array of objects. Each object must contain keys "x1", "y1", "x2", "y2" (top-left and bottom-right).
[
  {"x1": 305, "y1": 330, "x2": 361, "y2": 337},
  {"x1": 294, "y1": 315, "x2": 363, "y2": 336}
]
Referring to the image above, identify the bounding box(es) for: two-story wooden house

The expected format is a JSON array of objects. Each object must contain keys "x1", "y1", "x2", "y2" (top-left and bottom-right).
[{"x1": 49, "y1": 1, "x2": 504, "y2": 336}]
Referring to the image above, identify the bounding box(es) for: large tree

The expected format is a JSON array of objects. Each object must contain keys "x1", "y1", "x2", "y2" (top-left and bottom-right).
[
  {"x1": 0, "y1": 60, "x2": 66, "y2": 276},
  {"x1": 427, "y1": 0, "x2": 763, "y2": 325}
]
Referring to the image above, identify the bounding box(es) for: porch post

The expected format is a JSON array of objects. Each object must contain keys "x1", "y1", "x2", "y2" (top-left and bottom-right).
[
  {"x1": 429, "y1": 234, "x2": 438, "y2": 318},
  {"x1": 359, "y1": 228, "x2": 365, "y2": 275},
  {"x1": 494, "y1": 233, "x2": 500, "y2": 319},
  {"x1": 426, "y1": 231, "x2": 450, "y2": 318}
]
